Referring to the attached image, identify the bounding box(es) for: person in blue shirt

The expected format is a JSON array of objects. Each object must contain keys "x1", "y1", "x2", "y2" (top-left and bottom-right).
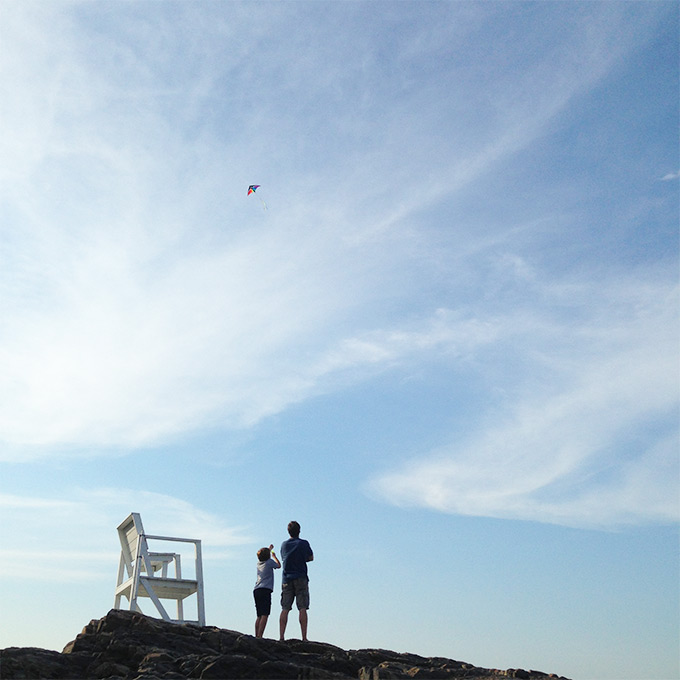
[
  {"x1": 253, "y1": 544, "x2": 281, "y2": 638},
  {"x1": 278, "y1": 521, "x2": 314, "y2": 641}
]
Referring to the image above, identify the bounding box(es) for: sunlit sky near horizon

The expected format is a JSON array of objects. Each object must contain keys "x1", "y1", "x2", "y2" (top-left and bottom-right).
[{"x1": 0, "y1": 2, "x2": 678, "y2": 679}]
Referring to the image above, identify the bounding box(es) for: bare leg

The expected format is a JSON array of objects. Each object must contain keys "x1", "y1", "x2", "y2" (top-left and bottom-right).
[
  {"x1": 299, "y1": 609, "x2": 308, "y2": 641},
  {"x1": 255, "y1": 615, "x2": 268, "y2": 638},
  {"x1": 279, "y1": 609, "x2": 289, "y2": 640}
]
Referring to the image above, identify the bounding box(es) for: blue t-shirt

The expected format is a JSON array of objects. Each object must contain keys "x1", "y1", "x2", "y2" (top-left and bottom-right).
[{"x1": 280, "y1": 537, "x2": 313, "y2": 583}]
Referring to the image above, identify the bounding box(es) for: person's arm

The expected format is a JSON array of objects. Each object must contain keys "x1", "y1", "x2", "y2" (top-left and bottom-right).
[
  {"x1": 269, "y1": 543, "x2": 281, "y2": 568},
  {"x1": 306, "y1": 544, "x2": 314, "y2": 562}
]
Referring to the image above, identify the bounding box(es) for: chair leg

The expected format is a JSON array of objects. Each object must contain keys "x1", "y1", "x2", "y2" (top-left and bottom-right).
[{"x1": 195, "y1": 542, "x2": 205, "y2": 626}]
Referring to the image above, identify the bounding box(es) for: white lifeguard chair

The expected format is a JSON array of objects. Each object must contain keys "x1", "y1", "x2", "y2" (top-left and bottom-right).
[{"x1": 114, "y1": 512, "x2": 206, "y2": 626}]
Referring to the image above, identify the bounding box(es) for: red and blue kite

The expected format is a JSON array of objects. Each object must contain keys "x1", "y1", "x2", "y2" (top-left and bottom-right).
[{"x1": 247, "y1": 184, "x2": 267, "y2": 209}]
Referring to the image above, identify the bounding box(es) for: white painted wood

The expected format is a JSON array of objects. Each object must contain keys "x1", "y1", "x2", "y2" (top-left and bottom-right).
[
  {"x1": 195, "y1": 541, "x2": 205, "y2": 626},
  {"x1": 113, "y1": 512, "x2": 206, "y2": 626}
]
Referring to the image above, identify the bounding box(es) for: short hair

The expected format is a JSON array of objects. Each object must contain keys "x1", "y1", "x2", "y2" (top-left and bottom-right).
[
  {"x1": 257, "y1": 547, "x2": 270, "y2": 562},
  {"x1": 287, "y1": 521, "x2": 301, "y2": 538}
]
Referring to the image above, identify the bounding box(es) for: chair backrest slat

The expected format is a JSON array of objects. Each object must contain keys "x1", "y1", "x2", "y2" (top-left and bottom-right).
[{"x1": 117, "y1": 513, "x2": 145, "y2": 574}]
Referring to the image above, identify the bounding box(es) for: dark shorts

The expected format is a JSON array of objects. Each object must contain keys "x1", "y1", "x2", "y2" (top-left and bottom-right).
[
  {"x1": 254, "y1": 587, "x2": 272, "y2": 616},
  {"x1": 281, "y1": 577, "x2": 310, "y2": 611}
]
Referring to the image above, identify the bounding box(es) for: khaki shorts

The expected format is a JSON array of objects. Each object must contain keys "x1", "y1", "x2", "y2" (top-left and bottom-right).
[{"x1": 281, "y1": 577, "x2": 310, "y2": 611}]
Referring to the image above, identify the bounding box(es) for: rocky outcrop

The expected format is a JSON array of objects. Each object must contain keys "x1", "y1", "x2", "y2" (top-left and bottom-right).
[{"x1": 0, "y1": 609, "x2": 570, "y2": 679}]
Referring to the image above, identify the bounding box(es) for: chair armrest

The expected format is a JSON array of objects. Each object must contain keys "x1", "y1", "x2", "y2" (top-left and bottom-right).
[{"x1": 143, "y1": 534, "x2": 201, "y2": 544}]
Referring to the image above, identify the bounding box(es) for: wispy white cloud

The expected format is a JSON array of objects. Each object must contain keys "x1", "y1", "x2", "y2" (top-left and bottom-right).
[
  {"x1": 0, "y1": 488, "x2": 249, "y2": 582},
  {"x1": 660, "y1": 170, "x2": 680, "y2": 181},
  {"x1": 1, "y1": 1, "x2": 662, "y2": 463},
  {"x1": 0, "y1": 3, "x2": 675, "y2": 532},
  {"x1": 368, "y1": 278, "x2": 679, "y2": 529},
  {"x1": 309, "y1": 309, "x2": 499, "y2": 380}
]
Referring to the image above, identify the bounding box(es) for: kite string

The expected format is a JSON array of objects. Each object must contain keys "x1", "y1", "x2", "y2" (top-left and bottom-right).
[{"x1": 248, "y1": 185, "x2": 267, "y2": 210}]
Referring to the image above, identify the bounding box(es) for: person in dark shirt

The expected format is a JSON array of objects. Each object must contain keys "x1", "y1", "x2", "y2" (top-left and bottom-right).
[{"x1": 278, "y1": 520, "x2": 314, "y2": 641}]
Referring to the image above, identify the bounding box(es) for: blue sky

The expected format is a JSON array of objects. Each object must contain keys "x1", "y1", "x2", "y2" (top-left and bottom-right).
[{"x1": 0, "y1": 2, "x2": 678, "y2": 679}]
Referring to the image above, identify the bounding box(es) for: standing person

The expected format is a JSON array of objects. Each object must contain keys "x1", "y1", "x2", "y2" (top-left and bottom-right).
[
  {"x1": 253, "y1": 544, "x2": 281, "y2": 638},
  {"x1": 279, "y1": 520, "x2": 314, "y2": 641}
]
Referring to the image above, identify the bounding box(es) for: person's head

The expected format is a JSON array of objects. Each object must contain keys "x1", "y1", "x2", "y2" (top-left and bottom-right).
[
  {"x1": 287, "y1": 521, "x2": 301, "y2": 538},
  {"x1": 257, "y1": 547, "x2": 271, "y2": 562}
]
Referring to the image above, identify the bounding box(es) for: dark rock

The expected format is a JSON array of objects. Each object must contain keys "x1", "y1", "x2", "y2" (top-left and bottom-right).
[
  {"x1": 0, "y1": 647, "x2": 78, "y2": 679},
  {"x1": 0, "y1": 609, "x2": 571, "y2": 680},
  {"x1": 90, "y1": 660, "x2": 131, "y2": 678}
]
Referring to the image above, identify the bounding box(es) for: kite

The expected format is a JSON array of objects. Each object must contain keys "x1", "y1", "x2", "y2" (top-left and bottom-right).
[{"x1": 248, "y1": 184, "x2": 267, "y2": 210}]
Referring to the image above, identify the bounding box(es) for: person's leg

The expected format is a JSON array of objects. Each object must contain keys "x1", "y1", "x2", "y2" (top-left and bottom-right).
[
  {"x1": 294, "y1": 578, "x2": 310, "y2": 641},
  {"x1": 256, "y1": 614, "x2": 269, "y2": 638},
  {"x1": 279, "y1": 609, "x2": 289, "y2": 640},
  {"x1": 255, "y1": 589, "x2": 272, "y2": 638},
  {"x1": 280, "y1": 582, "x2": 294, "y2": 640},
  {"x1": 254, "y1": 590, "x2": 261, "y2": 637},
  {"x1": 299, "y1": 608, "x2": 308, "y2": 641}
]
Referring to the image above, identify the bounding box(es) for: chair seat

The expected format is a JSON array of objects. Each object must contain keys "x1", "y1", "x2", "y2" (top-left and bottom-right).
[{"x1": 116, "y1": 576, "x2": 199, "y2": 600}]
